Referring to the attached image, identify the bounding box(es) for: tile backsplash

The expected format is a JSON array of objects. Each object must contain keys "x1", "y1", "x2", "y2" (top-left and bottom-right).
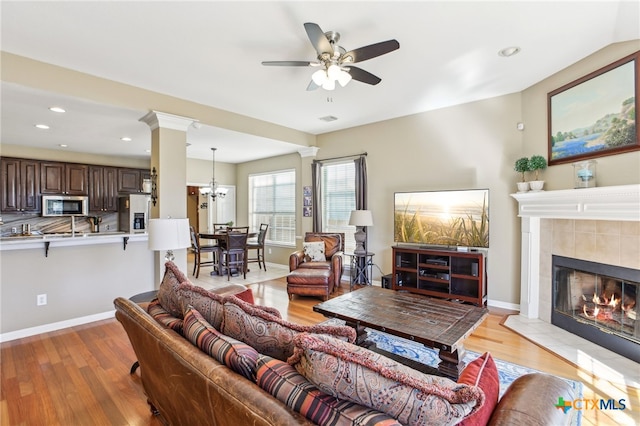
[{"x1": 0, "y1": 213, "x2": 118, "y2": 236}]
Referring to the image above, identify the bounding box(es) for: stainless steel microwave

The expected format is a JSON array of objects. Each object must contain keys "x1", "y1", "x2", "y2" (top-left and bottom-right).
[{"x1": 42, "y1": 195, "x2": 89, "y2": 217}]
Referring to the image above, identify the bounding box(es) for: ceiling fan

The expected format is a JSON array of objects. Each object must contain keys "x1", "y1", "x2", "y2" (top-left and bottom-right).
[{"x1": 262, "y1": 22, "x2": 399, "y2": 91}]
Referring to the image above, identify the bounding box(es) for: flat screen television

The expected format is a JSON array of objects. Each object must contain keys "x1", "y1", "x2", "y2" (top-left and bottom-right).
[{"x1": 394, "y1": 189, "x2": 489, "y2": 249}]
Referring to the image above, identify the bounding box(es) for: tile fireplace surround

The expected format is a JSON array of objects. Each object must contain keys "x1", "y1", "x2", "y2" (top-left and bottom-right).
[{"x1": 510, "y1": 184, "x2": 640, "y2": 387}]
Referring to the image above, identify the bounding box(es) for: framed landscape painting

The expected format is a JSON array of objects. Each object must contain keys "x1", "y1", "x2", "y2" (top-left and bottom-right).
[{"x1": 547, "y1": 52, "x2": 639, "y2": 165}]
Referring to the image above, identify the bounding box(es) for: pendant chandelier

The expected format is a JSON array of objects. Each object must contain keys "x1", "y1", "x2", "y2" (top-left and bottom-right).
[{"x1": 200, "y1": 147, "x2": 228, "y2": 201}]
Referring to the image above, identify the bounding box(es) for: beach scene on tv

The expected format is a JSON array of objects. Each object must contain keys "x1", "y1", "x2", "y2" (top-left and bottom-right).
[{"x1": 394, "y1": 189, "x2": 489, "y2": 248}]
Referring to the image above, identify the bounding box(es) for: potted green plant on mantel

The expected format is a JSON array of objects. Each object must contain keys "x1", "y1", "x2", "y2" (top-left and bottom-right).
[
  {"x1": 514, "y1": 157, "x2": 531, "y2": 192},
  {"x1": 528, "y1": 155, "x2": 547, "y2": 191}
]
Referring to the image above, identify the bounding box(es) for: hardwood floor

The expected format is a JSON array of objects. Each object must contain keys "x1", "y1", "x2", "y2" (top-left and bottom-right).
[{"x1": 1, "y1": 277, "x2": 638, "y2": 425}]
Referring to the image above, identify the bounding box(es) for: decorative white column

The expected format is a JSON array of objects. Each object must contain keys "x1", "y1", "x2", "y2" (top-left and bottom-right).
[
  {"x1": 518, "y1": 216, "x2": 540, "y2": 318},
  {"x1": 139, "y1": 110, "x2": 197, "y2": 283}
]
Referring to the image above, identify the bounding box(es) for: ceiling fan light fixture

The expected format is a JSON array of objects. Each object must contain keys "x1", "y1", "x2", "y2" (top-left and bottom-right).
[
  {"x1": 312, "y1": 69, "x2": 328, "y2": 85},
  {"x1": 322, "y1": 78, "x2": 336, "y2": 91},
  {"x1": 337, "y1": 69, "x2": 352, "y2": 87},
  {"x1": 327, "y1": 64, "x2": 341, "y2": 80}
]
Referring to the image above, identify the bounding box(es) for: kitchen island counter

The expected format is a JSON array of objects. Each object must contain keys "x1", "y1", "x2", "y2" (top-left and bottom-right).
[
  {"x1": 1, "y1": 233, "x2": 154, "y2": 341},
  {"x1": 0, "y1": 232, "x2": 148, "y2": 254}
]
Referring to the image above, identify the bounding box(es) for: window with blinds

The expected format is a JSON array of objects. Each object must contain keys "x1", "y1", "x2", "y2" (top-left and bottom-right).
[
  {"x1": 249, "y1": 170, "x2": 296, "y2": 246},
  {"x1": 320, "y1": 161, "x2": 356, "y2": 254}
]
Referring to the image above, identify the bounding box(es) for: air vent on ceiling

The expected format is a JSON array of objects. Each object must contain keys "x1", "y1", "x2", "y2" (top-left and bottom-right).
[{"x1": 319, "y1": 115, "x2": 338, "y2": 122}]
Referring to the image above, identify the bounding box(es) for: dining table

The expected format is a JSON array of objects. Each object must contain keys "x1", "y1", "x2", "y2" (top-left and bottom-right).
[{"x1": 199, "y1": 230, "x2": 257, "y2": 276}]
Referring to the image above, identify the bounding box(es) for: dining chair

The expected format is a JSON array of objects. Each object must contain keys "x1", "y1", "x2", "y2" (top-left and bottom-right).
[
  {"x1": 247, "y1": 223, "x2": 268, "y2": 271},
  {"x1": 213, "y1": 223, "x2": 230, "y2": 232},
  {"x1": 228, "y1": 226, "x2": 249, "y2": 234},
  {"x1": 217, "y1": 232, "x2": 249, "y2": 280},
  {"x1": 189, "y1": 226, "x2": 219, "y2": 278}
]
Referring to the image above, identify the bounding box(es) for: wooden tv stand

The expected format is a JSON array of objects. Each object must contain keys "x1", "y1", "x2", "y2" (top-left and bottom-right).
[{"x1": 392, "y1": 246, "x2": 487, "y2": 306}]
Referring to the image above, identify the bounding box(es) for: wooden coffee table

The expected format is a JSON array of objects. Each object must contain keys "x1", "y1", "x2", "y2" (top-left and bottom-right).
[{"x1": 313, "y1": 286, "x2": 488, "y2": 380}]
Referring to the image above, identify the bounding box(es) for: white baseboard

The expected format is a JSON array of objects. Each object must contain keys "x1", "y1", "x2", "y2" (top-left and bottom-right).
[
  {"x1": 0, "y1": 310, "x2": 115, "y2": 343},
  {"x1": 487, "y1": 299, "x2": 520, "y2": 311}
]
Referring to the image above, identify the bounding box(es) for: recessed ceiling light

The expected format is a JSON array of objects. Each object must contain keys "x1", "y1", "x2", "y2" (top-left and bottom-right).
[
  {"x1": 121, "y1": 137, "x2": 132, "y2": 142},
  {"x1": 59, "y1": 144, "x2": 68, "y2": 148},
  {"x1": 49, "y1": 106, "x2": 66, "y2": 113},
  {"x1": 498, "y1": 46, "x2": 521, "y2": 57},
  {"x1": 35, "y1": 124, "x2": 50, "y2": 129}
]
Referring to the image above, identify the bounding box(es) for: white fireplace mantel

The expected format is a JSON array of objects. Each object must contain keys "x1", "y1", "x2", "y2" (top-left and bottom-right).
[
  {"x1": 511, "y1": 184, "x2": 640, "y2": 319},
  {"x1": 511, "y1": 184, "x2": 640, "y2": 221}
]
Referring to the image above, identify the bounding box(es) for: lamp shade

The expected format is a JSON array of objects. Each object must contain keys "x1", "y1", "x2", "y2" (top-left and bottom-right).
[
  {"x1": 349, "y1": 210, "x2": 373, "y2": 227},
  {"x1": 148, "y1": 218, "x2": 191, "y2": 251}
]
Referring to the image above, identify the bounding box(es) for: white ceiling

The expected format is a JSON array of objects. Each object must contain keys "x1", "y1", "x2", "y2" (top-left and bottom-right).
[{"x1": 1, "y1": 1, "x2": 638, "y2": 163}]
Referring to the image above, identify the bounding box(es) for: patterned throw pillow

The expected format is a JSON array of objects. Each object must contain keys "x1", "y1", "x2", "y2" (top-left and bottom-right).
[
  {"x1": 256, "y1": 355, "x2": 402, "y2": 426},
  {"x1": 156, "y1": 261, "x2": 190, "y2": 318},
  {"x1": 183, "y1": 305, "x2": 259, "y2": 381},
  {"x1": 457, "y1": 352, "x2": 498, "y2": 426},
  {"x1": 233, "y1": 288, "x2": 255, "y2": 304},
  {"x1": 147, "y1": 299, "x2": 183, "y2": 334},
  {"x1": 177, "y1": 281, "x2": 228, "y2": 329},
  {"x1": 222, "y1": 297, "x2": 356, "y2": 361},
  {"x1": 289, "y1": 333, "x2": 483, "y2": 426},
  {"x1": 303, "y1": 241, "x2": 326, "y2": 262}
]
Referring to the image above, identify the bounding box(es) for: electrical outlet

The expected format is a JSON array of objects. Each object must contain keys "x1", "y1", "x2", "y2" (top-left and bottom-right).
[
  {"x1": 37, "y1": 294, "x2": 47, "y2": 306},
  {"x1": 268, "y1": 248, "x2": 272, "y2": 254}
]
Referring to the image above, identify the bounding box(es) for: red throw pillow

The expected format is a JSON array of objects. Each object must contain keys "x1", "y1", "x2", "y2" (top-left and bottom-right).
[
  {"x1": 458, "y1": 352, "x2": 499, "y2": 426},
  {"x1": 234, "y1": 288, "x2": 255, "y2": 304}
]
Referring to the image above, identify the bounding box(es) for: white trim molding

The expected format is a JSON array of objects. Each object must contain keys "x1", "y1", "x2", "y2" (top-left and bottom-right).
[
  {"x1": 298, "y1": 146, "x2": 320, "y2": 158},
  {"x1": 511, "y1": 184, "x2": 640, "y2": 221},
  {"x1": 139, "y1": 110, "x2": 197, "y2": 132},
  {"x1": 0, "y1": 310, "x2": 115, "y2": 343}
]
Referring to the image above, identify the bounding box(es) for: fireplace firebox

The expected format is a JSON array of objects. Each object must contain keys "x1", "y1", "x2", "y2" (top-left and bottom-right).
[{"x1": 552, "y1": 255, "x2": 639, "y2": 363}]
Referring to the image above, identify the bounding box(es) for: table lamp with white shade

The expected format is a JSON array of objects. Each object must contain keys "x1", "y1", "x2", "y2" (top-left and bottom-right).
[
  {"x1": 148, "y1": 218, "x2": 191, "y2": 261},
  {"x1": 349, "y1": 210, "x2": 373, "y2": 255}
]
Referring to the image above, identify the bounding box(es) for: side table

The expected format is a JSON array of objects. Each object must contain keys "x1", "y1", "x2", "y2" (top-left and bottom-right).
[
  {"x1": 345, "y1": 252, "x2": 375, "y2": 291},
  {"x1": 128, "y1": 290, "x2": 158, "y2": 374}
]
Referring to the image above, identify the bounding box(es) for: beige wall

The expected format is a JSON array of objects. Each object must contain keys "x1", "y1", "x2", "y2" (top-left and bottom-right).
[
  {"x1": 310, "y1": 94, "x2": 524, "y2": 305},
  {"x1": 521, "y1": 40, "x2": 640, "y2": 189},
  {"x1": 1, "y1": 240, "x2": 154, "y2": 335},
  {"x1": 236, "y1": 153, "x2": 301, "y2": 265}
]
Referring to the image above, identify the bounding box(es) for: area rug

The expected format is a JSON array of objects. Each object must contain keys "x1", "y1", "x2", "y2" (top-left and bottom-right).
[{"x1": 366, "y1": 328, "x2": 583, "y2": 425}]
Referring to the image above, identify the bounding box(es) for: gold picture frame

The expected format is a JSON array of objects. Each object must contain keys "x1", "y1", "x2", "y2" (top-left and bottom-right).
[{"x1": 547, "y1": 51, "x2": 639, "y2": 165}]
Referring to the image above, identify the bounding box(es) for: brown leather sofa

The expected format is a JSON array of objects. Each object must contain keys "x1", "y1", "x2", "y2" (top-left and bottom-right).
[
  {"x1": 115, "y1": 297, "x2": 315, "y2": 425},
  {"x1": 115, "y1": 295, "x2": 577, "y2": 426},
  {"x1": 287, "y1": 232, "x2": 345, "y2": 300}
]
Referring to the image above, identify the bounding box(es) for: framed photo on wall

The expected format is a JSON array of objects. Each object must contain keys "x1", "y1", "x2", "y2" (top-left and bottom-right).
[
  {"x1": 547, "y1": 51, "x2": 639, "y2": 165},
  {"x1": 303, "y1": 186, "x2": 312, "y2": 217}
]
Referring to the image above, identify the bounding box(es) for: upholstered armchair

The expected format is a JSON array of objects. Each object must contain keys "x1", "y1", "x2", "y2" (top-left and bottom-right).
[{"x1": 289, "y1": 232, "x2": 345, "y2": 288}]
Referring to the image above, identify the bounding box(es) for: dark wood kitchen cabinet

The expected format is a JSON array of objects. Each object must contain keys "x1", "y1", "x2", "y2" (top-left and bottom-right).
[
  {"x1": 118, "y1": 168, "x2": 150, "y2": 193},
  {"x1": 1, "y1": 158, "x2": 41, "y2": 213},
  {"x1": 117, "y1": 168, "x2": 141, "y2": 193},
  {"x1": 89, "y1": 166, "x2": 118, "y2": 212},
  {"x1": 40, "y1": 162, "x2": 89, "y2": 195}
]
